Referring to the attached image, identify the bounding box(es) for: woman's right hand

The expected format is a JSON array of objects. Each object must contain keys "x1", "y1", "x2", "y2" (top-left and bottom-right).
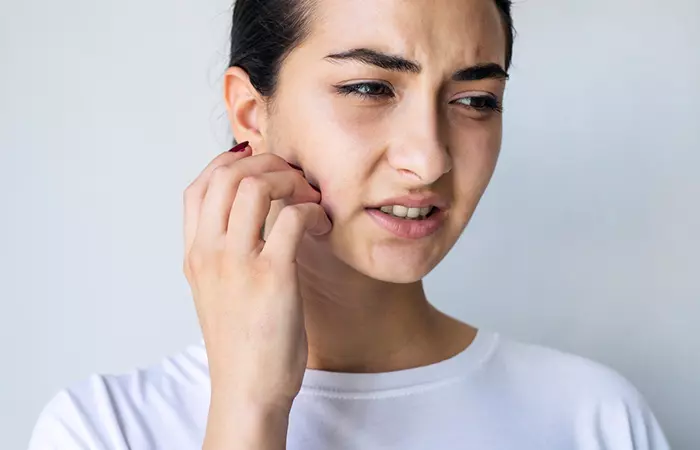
[{"x1": 182, "y1": 143, "x2": 332, "y2": 449}]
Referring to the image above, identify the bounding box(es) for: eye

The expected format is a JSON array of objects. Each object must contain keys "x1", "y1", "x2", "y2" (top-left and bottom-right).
[
  {"x1": 451, "y1": 95, "x2": 503, "y2": 114},
  {"x1": 335, "y1": 81, "x2": 395, "y2": 99}
]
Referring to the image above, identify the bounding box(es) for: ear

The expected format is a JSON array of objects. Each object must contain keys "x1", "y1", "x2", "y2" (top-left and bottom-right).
[{"x1": 224, "y1": 66, "x2": 267, "y2": 152}]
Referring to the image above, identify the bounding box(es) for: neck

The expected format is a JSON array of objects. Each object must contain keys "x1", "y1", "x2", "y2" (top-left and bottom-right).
[{"x1": 297, "y1": 250, "x2": 475, "y2": 373}]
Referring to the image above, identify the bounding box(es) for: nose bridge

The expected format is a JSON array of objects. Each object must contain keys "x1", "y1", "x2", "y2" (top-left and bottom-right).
[{"x1": 389, "y1": 91, "x2": 452, "y2": 184}]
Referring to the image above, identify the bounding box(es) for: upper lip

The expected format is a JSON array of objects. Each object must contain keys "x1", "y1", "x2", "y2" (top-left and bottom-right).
[{"x1": 368, "y1": 193, "x2": 449, "y2": 210}]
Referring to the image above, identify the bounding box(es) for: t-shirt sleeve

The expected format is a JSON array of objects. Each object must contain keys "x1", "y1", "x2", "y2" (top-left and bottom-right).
[
  {"x1": 575, "y1": 379, "x2": 671, "y2": 450},
  {"x1": 602, "y1": 397, "x2": 669, "y2": 449},
  {"x1": 28, "y1": 390, "x2": 94, "y2": 449},
  {"x1": 28, "y1": 379, "x2": 130, "y2": 450}
]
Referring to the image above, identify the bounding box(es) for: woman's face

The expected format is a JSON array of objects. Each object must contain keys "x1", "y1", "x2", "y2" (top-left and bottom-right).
[{"x1": 263, "y1": 0, "x2": 508, "y2": 283}]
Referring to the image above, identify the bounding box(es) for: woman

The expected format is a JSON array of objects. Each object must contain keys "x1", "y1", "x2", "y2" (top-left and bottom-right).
[{"x1": 30, "y1": 0, "x2": 670, "y2": 449}]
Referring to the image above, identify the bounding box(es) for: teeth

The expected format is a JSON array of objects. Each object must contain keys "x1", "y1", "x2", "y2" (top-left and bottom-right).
[
  {"x1": 392, "y1": 205, "x2": 409, "y2": 217},
  {"x1": 379, "y1": 205, "x2": 434, "y2": 219},
  {"x1": 406, "y1": 207, "x2": 420, "y2": 219}
]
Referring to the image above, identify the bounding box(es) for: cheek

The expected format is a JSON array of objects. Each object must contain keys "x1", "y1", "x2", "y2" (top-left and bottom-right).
[
  {"x1": 450, "y1": 111, "x2": 502, "y2": 163},
  {"x1": 450, "y1": 124, "x2": 502, "y2": 202},
  {"x1": 293, "y1": 101, "x2": 383, "y2": 212},
  {"x1": 314, "y1": 156, "x2": 367, "y2": 221},
  {"x1": 319, "y1": 92, "x2": 392, "y2": 144},
  {"x1": 334, "y1": 104, "x2": 389, "y2": 132}
]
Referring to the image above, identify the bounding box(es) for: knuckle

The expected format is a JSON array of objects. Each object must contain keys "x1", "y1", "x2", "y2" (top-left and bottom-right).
[
  {"x1": 219, "y1": 252, "x2": 246, "y2": 278},
  {"x1": 182, "y1": 259, "x2": 193, "y2": 280},
  {"x1": 184, "y1": 177, "x2": 199, "y2": 193},
  {"x1": 259, "y1": 153, "x2": 285, "y2": 166},
  {"x1": 186, "y1": 247, "x2": 210, "y2": 273},
  {"x1": 238, "y1": 176, "x2": 267, "y2": 197},
  {"x1": 249, "y1": 256, "x2": 273, "y2": 278},
  {"x1": 183, "y1": 186, "x2": 198, "y2": 205},
  {"x1": 278, "y1": 204, "x2": 306, "y2": 225},
  {"x1": 209, "y1": 164, "x2": 234, "y2": 183}
]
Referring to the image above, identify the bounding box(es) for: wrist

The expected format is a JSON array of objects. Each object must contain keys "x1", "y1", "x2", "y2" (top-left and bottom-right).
[
  {"x1": 209, "y1": 372, "x2": 298, "y2": 414},
  {"x1": 205, "y1": 396, "x2": 291, "y2": 450},
  {"x1": 209, "y1": 380, "x2": 295, "y2": 424},
  {"x1": 210, "y1": 392, "x2": 294, "y2": 419}
]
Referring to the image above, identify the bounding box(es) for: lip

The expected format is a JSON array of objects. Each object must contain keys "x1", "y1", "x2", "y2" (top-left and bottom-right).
[
  {"x1": 366, "y1": 193, "x2": 449, "y2": 210},
  {"x1": 365, "y1": 208, "x2": 446, "y2": 239}
]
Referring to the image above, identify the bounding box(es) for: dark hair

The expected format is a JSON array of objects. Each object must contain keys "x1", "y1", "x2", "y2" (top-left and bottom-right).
[
  {"x1": 493, "y1": 0, "x2": 515, "y2": 70},
  {"x1": 229, "y1": 0, "x2": 514, "y2": 98}
]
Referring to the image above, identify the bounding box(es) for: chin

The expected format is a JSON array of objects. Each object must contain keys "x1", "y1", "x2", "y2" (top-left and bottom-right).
[
  {"x1": 351, "y1": 244, "x2": 445, "y2": 284},
  {"x1": 304, "y1": 217, "x2": 457, "y2": 283},
  {"x1": 366, "y1": 257, "x2": 440, "y2": 283}
]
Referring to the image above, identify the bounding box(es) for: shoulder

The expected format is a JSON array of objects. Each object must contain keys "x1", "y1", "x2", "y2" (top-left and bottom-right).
[
  {"x1": 490, "y1": 335, "x2": 639, "y2": 399},
  {"x1": 28, "y1": 342, "x2": 210, "y2": 450},
  {"x1": 484, "y1": 333, "x2": 670, "y2": 449}
]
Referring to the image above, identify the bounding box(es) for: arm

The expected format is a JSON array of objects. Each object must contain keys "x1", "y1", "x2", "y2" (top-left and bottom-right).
[
  {"x1": 203, "y1": 395, "x2": 291, "y2": 450},
  {"x1": 182, "y1": 143, "x2": 331, "y2": 450}
]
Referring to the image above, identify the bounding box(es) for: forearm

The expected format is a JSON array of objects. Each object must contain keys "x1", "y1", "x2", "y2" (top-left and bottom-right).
[{"x1": 203, "y1": 396, "x2": 291, "y2": 450}]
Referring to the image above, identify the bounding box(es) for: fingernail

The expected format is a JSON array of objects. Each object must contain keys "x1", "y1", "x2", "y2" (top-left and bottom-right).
[{"x1": 229, "y1": 141, "x2": 249, "y2": 153}]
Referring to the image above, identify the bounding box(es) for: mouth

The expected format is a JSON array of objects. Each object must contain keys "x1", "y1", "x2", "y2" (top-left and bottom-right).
[
  {"x1": 364, "y1": 204, "x2": 447, "y2": 240},
  {"x1": 367, "y1": 205, "x2": 440, "y2": 221}
]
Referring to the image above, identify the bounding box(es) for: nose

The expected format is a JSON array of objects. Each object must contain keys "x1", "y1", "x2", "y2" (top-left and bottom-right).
[{"x1": 386, "y1": 102, "x2": 452, "y2": 185}]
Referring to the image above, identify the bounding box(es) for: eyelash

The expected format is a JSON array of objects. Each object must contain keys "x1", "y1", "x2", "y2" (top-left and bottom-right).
[
  {"x1": 335, "y1": 82, "x2": 394, "y2": 98},
  {"x1": 334, "y1": 82, "x2": 503, "y2": 114}
]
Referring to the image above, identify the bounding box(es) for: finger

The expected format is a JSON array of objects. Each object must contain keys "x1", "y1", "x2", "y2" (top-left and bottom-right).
[
  {"x1": 183, "y1": 145, "x2": 252, "y2": 257},
  {"x1": 196, "y1": 156, "x2": 309, "y2": 251},
  {"x1": 226, "y1": 170, "x2": 322, "y2": 256},
  {"x1": 262, "y1": 203, "x2": 332, "y2": 263},
  {"x1": 185, "y1": 150, "x2": 296, "y2": 255}
]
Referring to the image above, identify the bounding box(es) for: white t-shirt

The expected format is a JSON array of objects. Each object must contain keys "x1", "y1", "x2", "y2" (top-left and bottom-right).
[{"x1": 28, "y1": 330, "x2": 670, "y2": 449}]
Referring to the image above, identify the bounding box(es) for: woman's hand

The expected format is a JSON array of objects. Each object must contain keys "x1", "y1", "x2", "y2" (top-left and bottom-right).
[{"x1": 182, "y1": 143, "x2": 332, "y2": 449}]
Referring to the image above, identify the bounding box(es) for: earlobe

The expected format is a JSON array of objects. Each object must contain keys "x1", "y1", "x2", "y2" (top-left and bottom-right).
[{"x1": 224, "y1": 66, "x2": 265, "y2": 148}]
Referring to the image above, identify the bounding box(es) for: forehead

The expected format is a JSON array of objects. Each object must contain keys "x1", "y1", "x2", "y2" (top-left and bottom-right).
[{"x1": 305, "y1": 0, "x2": 507, "y2": 69}]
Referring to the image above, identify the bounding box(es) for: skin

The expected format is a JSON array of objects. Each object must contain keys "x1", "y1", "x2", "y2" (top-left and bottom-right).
[{"x1": 185, "y1": 0, "x2": 509, "y2": 448}]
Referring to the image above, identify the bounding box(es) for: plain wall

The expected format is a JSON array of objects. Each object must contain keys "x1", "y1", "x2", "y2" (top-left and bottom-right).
[{"x1": 1, "y1": 0, "x2": 698, "y2": 448}]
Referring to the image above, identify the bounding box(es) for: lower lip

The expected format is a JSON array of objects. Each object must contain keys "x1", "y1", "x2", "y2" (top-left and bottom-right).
[{"x1": 365, "y1": 208, "x2": 446, "y2": 239}]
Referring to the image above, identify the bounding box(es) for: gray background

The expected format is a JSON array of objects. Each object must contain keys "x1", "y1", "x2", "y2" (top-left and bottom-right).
[{"x1": 1, "y1": 0, "x2": 698, "y2": 448}]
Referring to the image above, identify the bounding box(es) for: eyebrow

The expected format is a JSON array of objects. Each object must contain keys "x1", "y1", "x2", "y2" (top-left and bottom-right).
[
  {"x1": 326, "y1": 48, "x2": 421, "y2": 73},
  {"x1": 324, "y1": 48, "x2": 509, "y2": 81},
  {"x1": 453, "y1": 63, "x2": 509, "y2": 81}
]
